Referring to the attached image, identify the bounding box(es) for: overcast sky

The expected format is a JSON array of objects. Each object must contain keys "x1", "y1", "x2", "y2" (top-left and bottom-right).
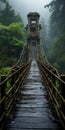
[{"x1": 8, "y1": 0, "x2": 52, "y2": 25}]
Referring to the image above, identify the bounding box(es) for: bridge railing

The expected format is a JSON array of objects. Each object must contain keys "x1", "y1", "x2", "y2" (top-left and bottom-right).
[
  {"x1": 37, "y1": 58, "x2": 65, "y2": 129},
  {"x1": 13, "y1": 47, "x2": 24, "y2": 67},
  {"x1": 0, "y1": 59, "x2": 31, "y2": 130}
]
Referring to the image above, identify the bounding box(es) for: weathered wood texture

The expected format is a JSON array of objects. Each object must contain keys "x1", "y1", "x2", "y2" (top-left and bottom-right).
[{"x1": 8, "y1": 60, "x2": 60, "y2": 130}]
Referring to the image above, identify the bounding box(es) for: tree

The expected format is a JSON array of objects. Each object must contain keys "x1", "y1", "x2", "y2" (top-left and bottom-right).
[
  {"x1": 45, "y1": 0, "x2": 65, "y2": 73},
  {"x1": 0, "y1": 22, "x2": 25, "y2": 67},
  {"x1": 45, "y1": 0, "x2": 65, "y2": 38},
  {"x1": 0, "y1": 1, "x2": 22, "y2": 25},
  {"x1": 0, "y1": 0, "x2": 25, "y2": 69}
]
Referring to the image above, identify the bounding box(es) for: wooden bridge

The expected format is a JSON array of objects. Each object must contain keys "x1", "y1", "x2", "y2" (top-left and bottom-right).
[{"x1": 0, "y1": 12, "x2": 65, "y2": 130}]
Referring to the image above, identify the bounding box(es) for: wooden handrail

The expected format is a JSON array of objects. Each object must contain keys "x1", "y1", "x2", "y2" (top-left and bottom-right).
[
  {"x1": 37, "y1": 58, "x2": 65, "y2": 85},
  {"x1": 37, "y1": 58, "x2": 65, "y2": 129},
  {"x1": 0, "y1": 59, "x2": 31, "y2": 130}
]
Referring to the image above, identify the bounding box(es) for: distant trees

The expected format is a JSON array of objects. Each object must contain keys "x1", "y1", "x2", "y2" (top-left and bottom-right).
[
  {"x1": 0, "y1": 0, "x2": 6, "y2": 2},
  {"x1": 0, "y1": 0, "x2": 26, "y2": 68},
  {"x1": 40, "y1": 19, "x2": 46, "y2": 43},
  {"x1": 45, "y1": 0, "x2": 65, "y2": 73},
  {"x1": 45, "y1": 0, "x2": 65, "y2": 37},
  {"x1": 0, "y1": 1, "x2": 22, "y2": 25}
]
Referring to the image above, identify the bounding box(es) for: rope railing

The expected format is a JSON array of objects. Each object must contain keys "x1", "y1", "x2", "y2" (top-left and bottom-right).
[
  {"x1": 37, "y1": 58, "x2": 65, "y2": 129},
  {"x1": 13, "y1": 47, "x2": 24, "y2": 67},
  {"x1": 0, "y1": 47, "x2": 31, "y2": 130},
  {"x1": 36, "y1": 44, "x2": 59, "y2": 76}
]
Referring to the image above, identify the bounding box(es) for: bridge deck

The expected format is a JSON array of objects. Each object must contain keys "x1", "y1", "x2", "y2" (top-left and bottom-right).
[{"x1": 8, "y1": 59, "x2": 60, "y2": 130}]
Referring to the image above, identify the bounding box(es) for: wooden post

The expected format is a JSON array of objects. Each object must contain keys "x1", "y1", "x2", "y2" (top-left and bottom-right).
[
  {"x1": 11, "y1": 66, "x2": 19, "y2": 95},
  {"x1": 11, "y1": 68, "x2": 16, "y2": 95},
  {"x1": 52, "y1": 76, "x2": 55, "y2": 93},
  {"x1": 1, "y1": 75, "x2": 6, "y2": 115},
  {"x1": 61, "y1": 74, "x2": 65, "y2": 115}
]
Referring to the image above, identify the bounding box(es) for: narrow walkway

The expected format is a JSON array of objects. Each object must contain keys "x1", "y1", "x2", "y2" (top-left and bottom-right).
[{"x1": 8, "y1": 59, "x2": 60, "y2": 130}]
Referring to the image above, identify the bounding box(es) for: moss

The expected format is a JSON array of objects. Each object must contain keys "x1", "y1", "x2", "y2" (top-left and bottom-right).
[{"x1": 0, "y1": 67, "x2": 11, "y2": 76}]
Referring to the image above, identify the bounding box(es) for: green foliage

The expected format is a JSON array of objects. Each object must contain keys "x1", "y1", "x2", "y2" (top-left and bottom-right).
[
  {"x1": 0, "y1": 22, "x2": 25, "y2": 46},
  {"x1": 0, "y1": 22, "x2": 25, "y2": 67},
  {"x1": 54, "y1": 32, "x2": 65, "y2": 55},
  {"x1": 0, "y1": 67, "x2": 11, "y2": 76},
  {"x1": 45, "y1": 0, "x2": 65, "y2": 74},
  {"x1": 8, "y1": 22, "x2": 25, "y2": 46},
  {"x1": 53, "y1": 63, "x2": 60, "y2": 72},
  {"x1": 47, "y1": 32, "x2": 65, "y2": 73},
  {"x1": 0, "y1": 24, "x2": 9, "y2": 47},
  {"x1": 0, "y1": 0, "x2": 26, "y2": 77}
]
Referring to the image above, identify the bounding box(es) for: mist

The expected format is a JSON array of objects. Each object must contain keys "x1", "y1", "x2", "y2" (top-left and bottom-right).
[
  {"x1": 0, "y1": 1, "x2": 6, "y2": 10},
  {"x1": 7, "y1": 0, "x2": 52, "y2": 25}
]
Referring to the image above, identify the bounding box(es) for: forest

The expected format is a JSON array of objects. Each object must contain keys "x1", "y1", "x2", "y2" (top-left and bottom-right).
[
  {"x1": 43, "y1": 0, "x2": 65, "y2": 74},
  {"x1": 0, "y1": 0, "x2": 25, "y2": 75}
]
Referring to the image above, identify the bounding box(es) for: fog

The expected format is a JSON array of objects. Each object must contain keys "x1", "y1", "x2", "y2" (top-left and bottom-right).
[
  {"x1": 7, "y1": 0, "x2": 52, "y2": 25},
  {"x1": 0, "y1": 1, "x2": 6, "y2": 10}
]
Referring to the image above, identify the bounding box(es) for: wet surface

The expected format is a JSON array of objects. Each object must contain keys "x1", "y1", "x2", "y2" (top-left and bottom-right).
[{"x1": 8, "y1": 59, "x2": 60, "y2": 130}]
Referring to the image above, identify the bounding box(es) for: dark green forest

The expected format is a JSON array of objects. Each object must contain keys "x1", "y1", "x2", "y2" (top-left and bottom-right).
[
  {"x1": 0, "y1": 0, "x2": 25, "y2": 75},
  {"x1": 43, "y1": 0, "x2": 65, "y2": 74}
]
